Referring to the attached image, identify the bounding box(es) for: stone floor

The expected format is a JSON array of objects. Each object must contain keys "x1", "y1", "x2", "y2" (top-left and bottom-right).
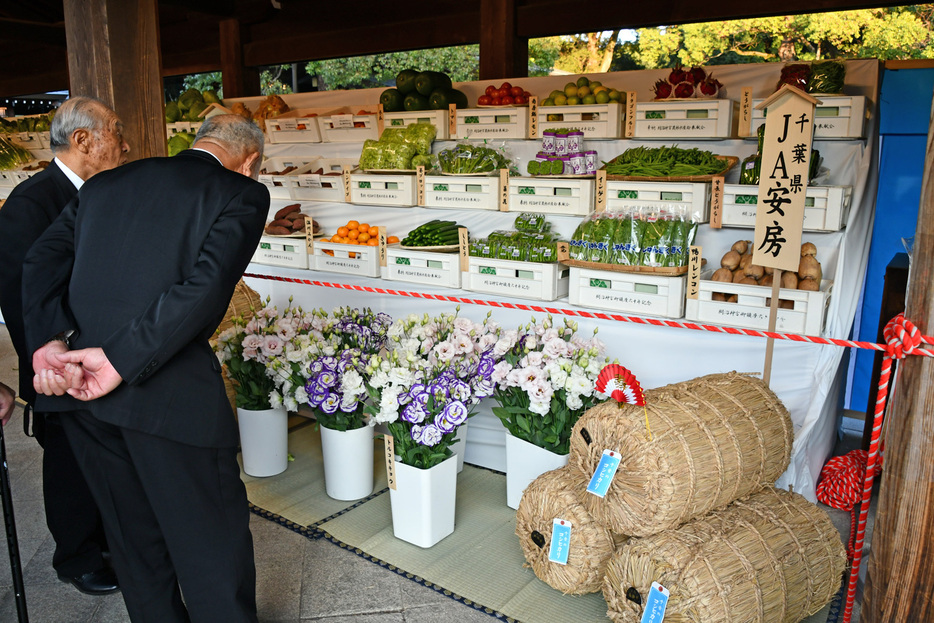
[{"x1": 0, "y1": 323, "x2": 868, "y2": 622}]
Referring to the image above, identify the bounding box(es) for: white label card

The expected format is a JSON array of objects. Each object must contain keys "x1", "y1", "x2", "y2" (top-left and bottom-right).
[
  {"x1": 547, "y1": 519, "x2": 572, "y2": 565},
  {"x1": 586, "y1": 449, "x2": 621, "y2": 498},
  {"x1": 641, "y1": 582, "x2": 670, "y2": 623}
]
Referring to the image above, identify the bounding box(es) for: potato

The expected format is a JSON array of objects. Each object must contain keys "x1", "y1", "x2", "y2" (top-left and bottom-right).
[
  {"x1": 801, "y1": 241, "x2": 817, "y2": 257},
  {"x1": 797, "y1": 255, "x2": 822, "y2": 282},
  {"x1": 744, "y1": 264, "x2": 764, "y2": 280},
  {"x1": 760, "y1": 273, "x2": 774, "y2": 287},
  {"x1": 739, "y1": 277, "x2": 758, "y2": 286},
  {"x1": 721, "y1": 250, "x2": 741, "y2": 270},
  {"x1": 731, "y1": 240, "x2": 750, "y2": 255},
  {"x1": 798, "y1": 278, "x2": 820, "y2": 291},
  {"x1": 712, "y1": 267, "x2": 733, "y2": 282},
  {"x1": 781, "y1": 271, "x2": 799, "y2": 289},
  {"x1": 712, "y1": 292, "x2": 727, "y2": 302}
]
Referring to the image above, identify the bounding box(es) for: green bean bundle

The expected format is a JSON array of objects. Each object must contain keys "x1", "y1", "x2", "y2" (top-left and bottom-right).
[{"x1": 602, "y1": 146, "x2": 727, "y2": 178}]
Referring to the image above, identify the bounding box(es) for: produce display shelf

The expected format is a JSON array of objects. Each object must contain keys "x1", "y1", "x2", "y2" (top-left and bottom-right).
[
  {"x1": 464, "y1": 257, "x2": 569, "y2": 302},
  {"x1": 383, "y1": 110, "x2": 451, "y2": 140},
  {"x1": 9, "y1": 131, "x2": 47, "y2": 151},
  {"x1": 605, "y1": 180, "x2": 710, "y2": 223},
  {"x1": 313, "y1": 240, "x2": 381, "y2": 278},
  {"x1": 251, "y1": 235, "x2": 310, "y2": 270},
  {"x1": 317, "y1": 113, "x2": 379, "y2": 142},
  {"x1": 749, "y1": 95, "x2": 867, "y2": 139},
  {"x1": 569, "y1": 266, "x2": 686, "y2": 319},
  {"x1": 349, "y1": 173, "x2": 418, "y2": 207},
  {"x1": 537, "y1": 103, "x2": 623, "y2": 139},
  {"x1": 634, "y1": 99, "x2": 736, "y2": 140},
  {"x1": 286, "y1": 158, "x2": 356, "y2": 203},
  {"x1": 508, "y1": 177, "x2": 594, "y2": 216},
  {"x1": 258, "y1": 156, "x2": 317, "y2": 200},
  {"x1": 383, "y1": 246, "x2": 462, "y2": 289},
  {"x1": 165, "y1": 121, "x2": 202, "y2": 140},
  {"x1": 453, "y1": 107, "x2": 529, "y2": 139},
  {"x1": 721, "y1": 184, "x2": 852, "y2": 232},
  {"x1": 423, "y1": 174, "x2": 499, "y2": 211},
  {"x1": 266, "y1": 109, "x2": 324, "y2": 144},
  {"x1": 685, "y1": 276, "x2": 832, "y2": 336}
]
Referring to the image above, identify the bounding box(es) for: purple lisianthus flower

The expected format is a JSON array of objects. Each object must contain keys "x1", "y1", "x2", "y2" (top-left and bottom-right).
[
  {"x1": 440, "y1": 400, "x2": 468, "y2": 429},
  {"x1": 319, "y1": 356, "x2": 338, "y2": 372},
  {"x1": 471, "y1": 376, "x2": 495, "y2": 400},
  {"x1": 449, "y1": 379, "x2": 470, "y2": 402},
  {"x1": 317, "y1": 369, "x2": 338, "y2": 388},
  {"x1": 400, "y1": 402, "x2": 426, "y2": 424},
  {"x1": 477, "y1": 355, "x2": 494, "y2": 377},
  {"x1": 340, "y1": 396, "x2": 359, "y2": 412},
  {"x1": 412, "y1": 423, "x2": 443, "y2": 447},
  {"x1": 305, "y1": 381, "x2": 329, "y2": 407},
  {"x1": 397, "y1": 390, "x2": 413, "y2": 406},
  {"x1": 320, "y1": 393, "x2": 340, "y2": 415},
  {"x1": 309, "y1": 359, "x2": 325, "y2": 375},
  {"x1": 428, "y1": 381, "x2": 449, "y2": 401}
]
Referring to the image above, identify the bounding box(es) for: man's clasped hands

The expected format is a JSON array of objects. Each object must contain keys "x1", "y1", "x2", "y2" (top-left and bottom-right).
[{"x1": 32, "y1": 341, "x2": 123, "y2": 402}]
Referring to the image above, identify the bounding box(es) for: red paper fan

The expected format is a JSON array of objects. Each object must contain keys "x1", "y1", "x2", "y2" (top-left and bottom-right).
[{"x1": 596, "y1": 364, "x2": 645, "y2": 406}]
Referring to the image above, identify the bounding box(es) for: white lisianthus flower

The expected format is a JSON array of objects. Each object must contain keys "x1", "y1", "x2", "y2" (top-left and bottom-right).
[
  {"x1": 293, "y1": 385, "x2": 309, "y2": 406},
  {"x1": 341, "y1": 369, "x2": 366, "y2": 398},
  {"x1": 283, "y1": 395, "x2": 298, "y2": 412},
  {"x1": 524, "y1": 335, "x2": 538, "y2": 351},
  {"x1": 546, "y1": 362, "x2": 569, "y2": 389},
  {"x1": 215, "y1": 350, "x2": 229, "y2": 364},
  {"x1": 453, "y1": 317, "x2": 474, "y2": 333},
  {"x1": 565, "y1": 373, "x2": 593, "y2": 397},
  {"x1": 268, "y1": 390, "x2": 283, "y2": 408},
  {"x1": 505, "y1": 368, "x2": 524, "y2": 388},
  {"x1": 433, "y1": 341, "x2": 456, "y2": 362},
  {"x1": 528, "y1": 399, "x2": 550, "y2": 416},
  {"x1": 566, "y1": 393, "x2": 583, "y2": 411},
  {"x1": 451, "y1": 331, "x2": 474, "y2": 355},
  {"x1": 526, "y1": 351, "x2": 545, "y2": 367},
  {"x1": 517, "y1": 366, "x2": 544, "y2": 391},
  {"x1": 491, "y1": 361, "x2": 512, "y2": 386},
  {"x1": 370, "y1": 369, "x2": 390, "y2": 389},
  {"x1": 388, "y1": 366, "x2": 414, "y2": 386},
  {"x1": 542, "y1": 327, "x2": 560, "y2": 343},
  {"x1": 527, "y1": 378, "x2": 554, "y2": 406},
  {"x1": 477, "y1": 333, "x2": 498, "y2": 351},
  {"x1": 542, "y1": 337, "x2": 569, "y2": 359},
  {"x1": 493, "y1": 338, "x2": 514, "y2": 357}
]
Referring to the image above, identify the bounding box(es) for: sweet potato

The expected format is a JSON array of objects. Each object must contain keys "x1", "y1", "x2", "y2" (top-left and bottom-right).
[
  {"x1": 265, "y1": 225, "x2": 290, "y2": 235},
  {"x1": 274, "y1": 204, "x2": 302, "y2": 220}
]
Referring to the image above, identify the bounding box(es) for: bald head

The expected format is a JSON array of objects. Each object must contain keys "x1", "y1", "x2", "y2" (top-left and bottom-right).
[
  {"x1": 49, "y1": 96, "x2": 129, "y2": 180},
  {"x1": 192, "y1": 114, "x2": 265, "y2": 178}
]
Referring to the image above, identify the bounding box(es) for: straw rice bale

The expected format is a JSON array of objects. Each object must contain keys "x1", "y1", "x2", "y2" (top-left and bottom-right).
[
  {"x1": 515, "y1": 466, "x2": 627, "y2": 595},
  {"x1": 215, "y1": 279, "x2": 263, "y2": 413},
  {"x1": 603, "y1": 487, "x2": 846, "y2": 623},
  {"x1": 569, "y1": 372, "x2": 793, "y2": 536}
]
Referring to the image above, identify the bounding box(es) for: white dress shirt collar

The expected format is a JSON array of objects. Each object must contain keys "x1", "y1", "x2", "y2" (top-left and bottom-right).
[{"x1": 53, "y1": 158, "x2": 84, "y2": 190}]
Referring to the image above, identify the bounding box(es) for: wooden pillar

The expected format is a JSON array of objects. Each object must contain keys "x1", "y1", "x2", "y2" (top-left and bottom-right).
[
  {"x1": 63, "y1": 0, "x2": 165, "y2": 159},
  {"x1": 220, "y1": 18, "x2": 260, "y2": 99},
  {"x1": 862, "y1": 90, "x2": 934, "y2": 621},
  {"x1": 479, "y1": 0, "x2": 528, "y2": 81}
]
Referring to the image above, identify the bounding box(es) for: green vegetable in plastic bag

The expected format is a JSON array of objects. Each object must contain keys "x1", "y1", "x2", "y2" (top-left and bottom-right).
[{"x1": 739, "y1": 154, "x2": 761, "y2": 185}]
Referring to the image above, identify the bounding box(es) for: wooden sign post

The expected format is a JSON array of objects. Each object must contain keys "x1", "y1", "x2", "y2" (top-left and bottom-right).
[{"x1": 752, "y1": 85, "x2": 820, "y2": 384}]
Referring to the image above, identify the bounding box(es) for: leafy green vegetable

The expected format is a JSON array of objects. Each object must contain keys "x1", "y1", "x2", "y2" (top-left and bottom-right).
[{"x1": 602, "y1": 146, "x2": 726, "y2": 178}]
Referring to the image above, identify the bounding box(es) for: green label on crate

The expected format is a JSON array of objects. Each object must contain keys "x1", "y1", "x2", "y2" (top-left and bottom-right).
[
  {"x1": 466, "y1": 116, "x2": 479, "y2": 124},
  {"x1": 519, "y1": 187, "x2": 536, "y2": 195},
  {"x1": 617, "y1": 190, "x2": 638, "y2": 199},
  {"x1": 646, "y1": 111, "x2": 665, "y2": 119},
  {"x1": 395, "y1": 257, "x2": 411, "y2": 265},
  {"x1": 590, "y1": 278, "x2": 609, "y2": 288},
  {"x1": 260, "y1": 242, "x2": 271, "y2": 249},
  {"x1": 736, "y1": 194, "x2": 757, "y2": 204},
  {"x1": 433, "y1": 184, "x2": 449, "y2": 192},
  {"x1": 391, "y1": 119, "x2": 404, "y2": 126},
  {"x1": 358, "y1": 181, "x2": 372, "y2": 189},
  {"x1": 480, "y1": 266, "x2": 496, "y2": 275}
]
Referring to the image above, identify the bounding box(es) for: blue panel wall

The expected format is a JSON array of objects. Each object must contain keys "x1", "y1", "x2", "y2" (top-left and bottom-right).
[{"x1": 848, "y1": 67, "x2": 934, "y2": 411}]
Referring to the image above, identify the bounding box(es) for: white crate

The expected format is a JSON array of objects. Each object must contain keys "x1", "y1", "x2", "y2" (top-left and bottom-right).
[
  {"x1": 313, "y1": 241, "x2": 381, "y2": 278},
  {"x1": 453, "y1": 107, "x2": 529, "y2": 139},
  {"x1": 10, "y1": 169, "x2": 39, "y2": 185},
  {"x1": 606, "y1": 180, "x2": 710, "y2": 222},
  {"x1": 317, "y1": 113, "x2": 379, "y2": 142},
  {"x1": 569, "y1": 267, "x2": 686, "y2": 319},
  {"x1": 350, "y1": 173, "x2": 417, "y2": 207},
  {"x1": 287, "y1": 158, "x2": 356, "y2": 203},
  {"x1": 508, "y1": 177, "x2": 594, "y2": 216},
  {"x1": 258, "y1": 156, "x2": 316, "y2": 200},
  {"x1": 383, "y1": 247, "x2": 462, "y2": 288},
  {"x1": 165, "y1": 121, "x2": 202, "y2": 140},
  {"x1": 721, "y1": 184, "x2": 852, "y2": 232},
  {"x1": 634, "y1": 99, "x2": 735, "y2": 139},
  {"x1": 751, "y1": 95, "x2": 867, "y2": 139},
  {"x1": 537, "y1": 103, "x2": 623, "y2": 139},
  {"x1": 685, "y1": 277, "x2": 832, "y2": 335},
  {"x1": 265, "y1": 110, "x2": 323, "y2": 143},
  {"x1": 424, "y1": 174, "x2": 498, "y2": 211},
  {"x1": 464, "y1": 257, "x2": 569, "y2": 301},
  {"x1": 9, "y1": 132, "x2": 45, "y2": 151},
  {"x1": 252, "y1": 236, "x2": 309, "y2": 269},
  {"x1": 0, "y1": 169, "x2": 18, "y2": 187},
  {"x1": 383, "y1": 110, "x2": 450, "y2": 140}
]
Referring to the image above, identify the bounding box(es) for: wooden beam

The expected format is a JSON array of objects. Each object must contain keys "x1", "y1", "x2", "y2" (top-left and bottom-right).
[
  {"x1": 0, "y1": 69, "x2": 69, "y2": 99},
  {"x1": 219, "y1": 18, "x2": 260, "y2": 99},
  {"x1": 63, "y1": 0, "x2": 166, "y2": 159},
  {"x1": 0, "y1": 18, "x2": 66, "y2": 46},
  {"x1": 158, "y1": 0, "x2": 235, "y2": 17},
  {"x1": 479, "y1": 0, "x2": 527, "y2": 81},
  {"x1": 244, "y1": 13, "x2": 479, "y2": 66},
  {"x1": 862, "y1": 83, "x2": 934, "y2": 621},
  {"x1": 162, "y1": 48, "x2": 221, "y2": 78}
]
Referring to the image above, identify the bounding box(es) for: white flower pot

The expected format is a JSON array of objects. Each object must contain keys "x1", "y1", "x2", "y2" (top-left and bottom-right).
[
  {"x1": 389, "y1": 454, "x2": 457, "y2": 548},
  {"x1": 320, "y1": 424, "x2": 375, "y2": 501},
  {"x1": 237, "y1": 406, "x2": 288, "y2": 477},
  {"x1": 505, "y1": 431, "x2": 569, "y2": 510},
  {"x1": 450, "y1": 421, "x2": 469, "y2": 474}
]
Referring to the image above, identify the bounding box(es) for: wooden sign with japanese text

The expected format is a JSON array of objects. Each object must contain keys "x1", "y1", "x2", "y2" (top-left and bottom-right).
[{"x1": 752, "y1": 85, "x2": 819, "y2": 273}]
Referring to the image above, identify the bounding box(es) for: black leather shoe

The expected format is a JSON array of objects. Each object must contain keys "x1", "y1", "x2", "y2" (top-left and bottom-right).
[{"x1": 57, "y1": 567, "x2": 120, "y2": 595}]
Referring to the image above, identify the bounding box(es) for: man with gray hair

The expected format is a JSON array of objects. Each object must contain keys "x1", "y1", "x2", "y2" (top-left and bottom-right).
[
  {"x1": 24, "y1": 114, "x2": 269, "y2": 622},
  {"x1": 0, "y1": 95, "x2": 127, "y2": 596}
]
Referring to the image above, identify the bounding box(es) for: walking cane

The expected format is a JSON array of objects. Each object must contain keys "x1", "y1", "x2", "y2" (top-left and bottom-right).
[{"x1": 1, "y1": 411, "x2": 28, "y2": 622}]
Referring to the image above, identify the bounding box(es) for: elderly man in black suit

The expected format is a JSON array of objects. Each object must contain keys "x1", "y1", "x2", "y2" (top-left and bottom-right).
[
  {"x1": 24, "y1": 113, "x2": 269, "y2": 623},
  {"x1": 0, "y1": 96, "x2": 127, "y2": 595}
]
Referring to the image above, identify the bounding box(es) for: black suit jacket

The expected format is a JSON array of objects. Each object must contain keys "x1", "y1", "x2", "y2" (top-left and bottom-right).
[
  {"x1": 0, "y1": 162, "x2": 78, "y2": 404},
  {"x1": 23, "y1": 149, "x2": 270, "y2": 448}
]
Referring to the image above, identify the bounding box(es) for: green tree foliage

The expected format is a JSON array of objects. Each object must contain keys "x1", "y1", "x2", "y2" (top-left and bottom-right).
[
  {"x1": 635, "y1": 6, "x2": 934, "y2": 68},
  {"x1": 176, "y1": 65, "x2": 293, "y2": 99},
  {"x1": 529, "y1": 37, "x2": 562, "y2": 76},
  {"x1": 550, "y1": 31, "x2": 622, "y2": 74},
  {"x1": 305, "y1": 46, "x2": 480, "y2": 91}
]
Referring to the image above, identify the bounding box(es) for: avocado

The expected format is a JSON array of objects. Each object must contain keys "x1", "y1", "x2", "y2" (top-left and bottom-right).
[
  {"x1": 395, "y1": 69, "x2": 419, "y2": 95},
  {"x1": 380, "y1": 88, "x2": 405, "y2": 112}
]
